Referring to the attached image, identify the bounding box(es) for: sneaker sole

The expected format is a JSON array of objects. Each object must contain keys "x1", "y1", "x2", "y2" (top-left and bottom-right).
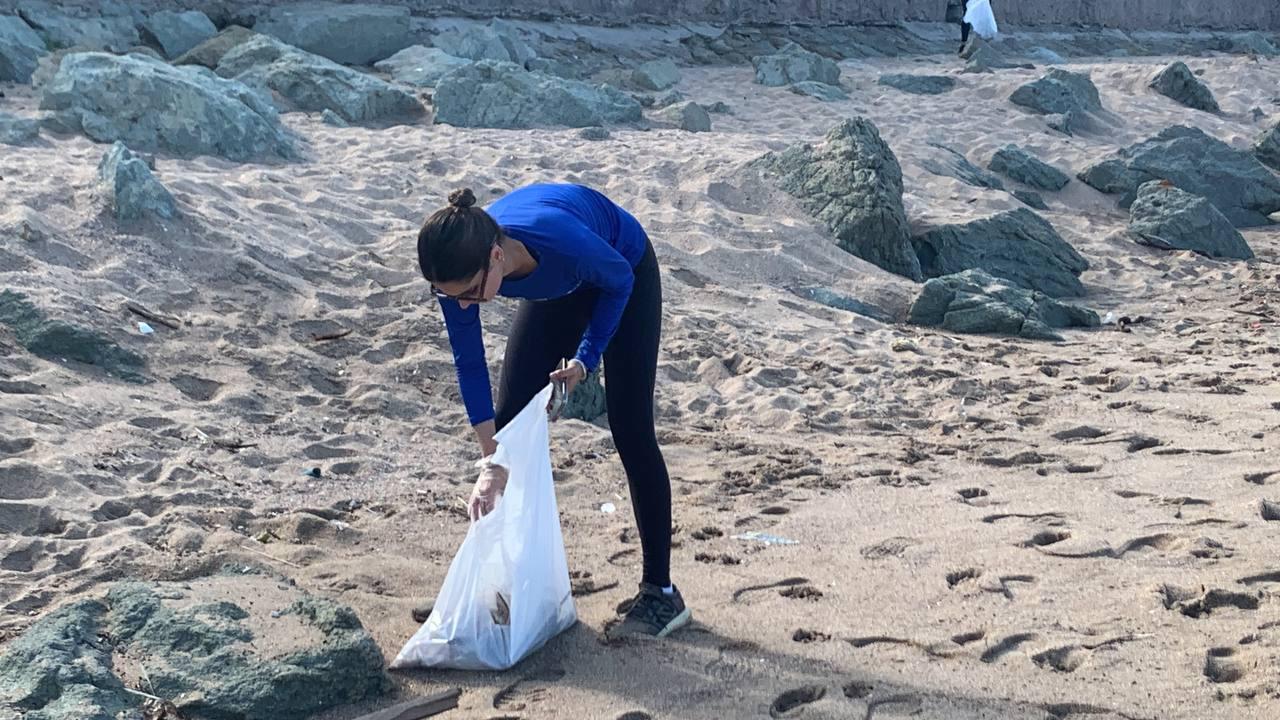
[{"x1": 656, "y1": 607, "x2": 692, "y2": 638}]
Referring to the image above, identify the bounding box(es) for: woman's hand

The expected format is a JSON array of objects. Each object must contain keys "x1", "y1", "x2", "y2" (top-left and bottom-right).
[
  {"x1": 469, "y1": 460, "x2": 508, "y2": 521},
  {"x1": 549, "y1": 359, "x2": 588, "y2": 397}
]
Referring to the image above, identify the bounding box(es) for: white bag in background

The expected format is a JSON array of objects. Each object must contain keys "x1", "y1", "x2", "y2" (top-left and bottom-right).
[
  {"x1": 391, "y1": 384, "x2": 577, "y2": 670},
  {"x1": 964, "y1": 0, "x2": 999, "y2": 40}
]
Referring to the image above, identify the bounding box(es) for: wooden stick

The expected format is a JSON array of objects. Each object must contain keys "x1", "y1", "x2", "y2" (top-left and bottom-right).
[
  {"x1": 237, "y1": 541, "x2": 304, "y2": 569},
  {"x1": 351, "y1": 688, "x2": 462, "y2": 720},
  {"x1": 125, "y1": 302, "x2": 181, "y2": 330},
  {"x1": 310, "y1": 328, "x2": 353, "y2": 342}
]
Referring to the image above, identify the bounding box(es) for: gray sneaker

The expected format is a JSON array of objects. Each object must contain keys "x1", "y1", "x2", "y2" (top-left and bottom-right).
[{"x1": 613, "y1": 583, "x2": 691, "y2": 638}]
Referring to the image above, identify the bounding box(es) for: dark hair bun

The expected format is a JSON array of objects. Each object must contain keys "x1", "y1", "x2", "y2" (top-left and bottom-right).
[{"x1": 448, "y1": 188, "x2": 476, "y2": 209}]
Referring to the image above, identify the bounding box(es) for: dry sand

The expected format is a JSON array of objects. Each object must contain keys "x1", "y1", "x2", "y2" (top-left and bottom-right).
[{"x1": 2, "y1": 45, "x2": 1279, "y2": 720}]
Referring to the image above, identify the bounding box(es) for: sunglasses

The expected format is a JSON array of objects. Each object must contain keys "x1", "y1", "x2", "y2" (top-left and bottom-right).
[{"x1": 431, "y1": 263, "x2": 490, "y2": 302}]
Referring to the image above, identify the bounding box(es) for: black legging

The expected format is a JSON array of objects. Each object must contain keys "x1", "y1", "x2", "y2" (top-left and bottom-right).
[
  {"x1": 493, "y1": 239, "x2": 672, "y2": 588},
  {"x1": 960, "y1": 0, "x2": 971, "y2": 44}
]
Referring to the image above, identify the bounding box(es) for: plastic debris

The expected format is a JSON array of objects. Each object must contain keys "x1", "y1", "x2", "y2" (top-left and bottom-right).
[
  {"x1": 731, "y1": 531, "x2": 799, "y2": 546},
  {"x1": 138, "y1": 322, "x2": 155, "y2": 335}
]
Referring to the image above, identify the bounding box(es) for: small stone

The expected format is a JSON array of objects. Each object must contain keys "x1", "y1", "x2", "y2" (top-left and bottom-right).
[
  {"x1": 751, "y1": 42, "x2": 840, "y2": 87},
  {"x1": 658, "y1": 101, "x2": 711, "y2": 132},
  {"x1": 789, "y1": 81, "x2": 847, "y2": 102},
  {"x1": 578, "y1": 126, "x2": 610, "y2": 141},
  {"x1": 321, "y1": 109, "x2": 348, "y2": 127},
  {"x1": 878, "y1": 73, "x2": 956, "y2": 95},
  {"x1": 989, "y1": 145, "x2": 1071, "y2": 191},
  {"x1": 97, "y1": 142, "x2": 176, "y2": 221},
  {"x1": 0, "y1": 112, "x2": 40, "y2": 145},
  {"x1": 1011, "y1": 68, "x2": 1102, "y2": 115},
  {"x1": 1149, "y1": 61, "x2": 1219, "y2": 113},
  {"x1": 631, "y1": 57, "x2": 680, "y2": 91}
]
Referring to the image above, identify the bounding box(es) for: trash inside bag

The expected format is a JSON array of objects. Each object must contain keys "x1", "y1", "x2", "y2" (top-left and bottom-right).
[
  {"x1": 391, "y1": 384, "x2": 576, "y2": 670},
  {"x1": 964, "y1": 0, "x2": 999, "y2": 40}
]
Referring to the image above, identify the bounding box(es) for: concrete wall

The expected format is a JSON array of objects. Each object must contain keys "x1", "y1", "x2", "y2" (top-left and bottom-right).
[{"x1": 3, "y1": 0, "x2": 1277, "y2": 31}]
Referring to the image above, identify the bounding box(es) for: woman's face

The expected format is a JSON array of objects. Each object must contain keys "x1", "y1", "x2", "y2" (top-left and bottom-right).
[{"x1": 432, "y1": 244, "x2": 503, "y2": 309}]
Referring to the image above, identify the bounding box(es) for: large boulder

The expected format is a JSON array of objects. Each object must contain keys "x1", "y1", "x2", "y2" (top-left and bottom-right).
[
  {"x1": 0, "y1": 290, "x2": 146, "y2": 382},
  {"x1": 1079, "y1": 125, "x2": 1280, "y2": 227},
  {"x1": 1256, "y1": 120, "x2": 1280, "y2": 171},
  {"x1": 753, "y1": 117, "x2": 921, "y2": 281},
  {"x1": 878, "y1": 74, "x2": 956, "y2": 95},
  {"x1": 752, "y1": 42, "x2": 840, "y2": 88},
  {"x1": 1127, "y1": 181, "x2": 1253, "y2": 260},
  {"x1": 141, "y1": 10, "x2": 217, "y2": 59},
  {"x1": 1149, "y1": 61, "x2": 1219, "y2": 113},
  {"x1": 253, "y1": 2, "x2": 411, "y2": 65},
  {"x1": 97, "y1": 142, "x2": 176, "y2": 221},
  {"x1": 373, "y1": 45, "x2": 470, "y2": 87},
  {"x1": 0, "y1": 112, "x2": 40, "y2": 145},
  {"x1": 0, "y1": 579, "x2": 390, "y2": 720},
  {"x1": 433, "y1": 60, "x2": 641, "y2": 129},
  {"x1": 430, "y1": 18, "x2": 536, "y2": 67},
  {"x1": 989, "y1": 145, "x2": 1071, "y2": 191},
  {"x1": 1010, "y1": 68, "x2": 1103, "y2": 116},
  {"x1": 632, "y1": 57, "x2": 680, "y2": 91},
  {"x1": 0, "y1": 15, "x2": 48, "y2": 83},
  {"x1": 18, "y1": 2, "x2": 139, "y2": 52},
  {"x1": 217, "y1": 35, "x2": 423, "y2": 123},
  {"x1": 790, "y1": 81, "x2": 847, "y2": 101},
  {"x1": 911, "y1": 208, "x2": 1088, "y2": 298},
  {"x1": 909, "y1": 269, "x2": 1099, "y2": 341},
  {"x1": 920, "y1": 143, "x2": 1005, "y2": 191},
  {"x1": 39, "y1": 52, "x2": 294, "y2": 161},
  {"x1": 175, "y1": 25, "x2": 259, "y2": 68},
  {"x1": 658, "y1": 101, "x2": 711, "y2": 132}
]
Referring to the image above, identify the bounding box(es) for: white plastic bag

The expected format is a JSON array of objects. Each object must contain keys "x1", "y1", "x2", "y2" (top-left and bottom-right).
[
  {"x1": 964, "y1": 0, "x2": 999, "y2": 40},
  {"x1": 391, "y1": 384, "x2": 576, "y2": 670}
]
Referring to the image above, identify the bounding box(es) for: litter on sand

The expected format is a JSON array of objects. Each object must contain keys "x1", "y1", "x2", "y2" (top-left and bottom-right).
[{"x1": 731, "y1": 531, "x2": 799, "y2": 546}]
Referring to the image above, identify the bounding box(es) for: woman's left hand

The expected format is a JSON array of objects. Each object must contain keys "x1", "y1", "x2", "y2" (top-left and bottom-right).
[{"x1": 550, "y1": 359, "x2": 588, "y2": 397}]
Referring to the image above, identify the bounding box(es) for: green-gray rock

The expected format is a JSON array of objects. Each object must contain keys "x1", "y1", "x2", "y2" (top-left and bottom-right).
[
  {"x1": 789, "y1": 81, "x2": 847, "y2": 101},
  {"x1": 658, "y1": 101, "x2": 710, "y2": 132},
  {"x1": 751, "y1": 42, "x2": 840, "y2": 87},
  {"x1": 1127, "y1": 181, "x2": 1253, "y2": 260},
  {"x1": 431, "y1": 18, "x2": 536, "y2": 67},
  {"x1": 434, "y1": 60, "x2": 642, "y2": 129},
  {"x1": 920, "y1": 143, "x2": 1005, "y2": 191},
  {"x1": 0, "y1": 14, "x2": 48, "y2": 83},
  {"x1": 1256, "y1": 120, "x2": 1280, "y2": 171},
  {"x1": 0, "y1": 112, "x2": 40, "y2": 145},
  {"x1": 1012, "y1": 189, "x2": 1049, "y2": 210},
  {"x1": 989, "y1": 145, "x2": 1071, "y2": 191},
  {"x1": 1079, "y1": 125, "x2": 1280, "y2": 227},
  {"x1": 0, "y1": 290, "x2": 146, "y2": 382},
  {"x1": 97, "y1": 142, "x2": 176, "y2": 220},
  {"x1": 18, "y1": 2, "x2": 139, "y2": 53},
  {"x1": 909, "y1": 269, "x2": 1099, "y2": 341},
  {"x1": 1149, "y1": 61, "x2": 1219, "y2": 113},
  {"x1": 878, "y1": 74, "x2": 955, "y2": 95},
  {"x1": 632, "y1": 58, "x2": 680, "y2": 91},
  {"x1": 911, "y1": 208, "x2": 1088, "y2": 298},
  {"x1": 1010, "y1": 68, "x2": 1102, "y2": 115},
  {"x1": 253, "y1": 2, "x2": 412, "y2": 66},
  {"x1": 39, "y1": 52, "x2": 294, "y2": 161},
  {"x1": 754, "y1": 117, "x2": 921, "y2": 281},
  {"x1": 217, "y1": 35, "x2": 424, "y2": 123},
  {"x1": 373, "y1": 45, "x2": 470, "y2": 87},
  {"x1": 174, "y1": 25, "x2": 259, "y2": 68},
  {"x1": 140, "y1": 10, "x2": 217, "y2": 60},
  {"x1": 0, "y1": 581, "x2": 389, "y2": 720},
  {"x1": 579, "y1": 126, "x2": 610, "y2": 141},
  {"x1": 561, "y1": 368, "x2": 606, "y2": 422}
]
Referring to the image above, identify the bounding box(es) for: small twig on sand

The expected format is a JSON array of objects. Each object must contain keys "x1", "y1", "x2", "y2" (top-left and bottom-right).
[
  {"x1": 238, "y1": 540, "x2": 304, "y2": 569},
  {"x1": 310, "y1": 328, "x2": 353, "y2": 342},
  {"x1": 124, "y1": 688, "x2": 165, "y2": 702},
  {"x1": 126, "y1": 302, "x2": 181, "y2": 330}
]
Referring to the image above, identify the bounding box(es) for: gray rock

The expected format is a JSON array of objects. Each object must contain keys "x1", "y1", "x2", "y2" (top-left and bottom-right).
[
  {"x1": 254, "y1": 3, "x2": 412, "y2": 65},
  {"x1": 1046, "y1": 111, "x2": 1079, "y2": 136},
  {"x1": 433, "y1": 60, "x2": 641, "y2": 129},
  {"x1": 0, "y1": 112, "x2": 39, "y2": 145},
  {"x1": 788, "y1": 286, "x2": 894, "y2": 323},
  {"x1": 909, "y1": 269, "x2": 1099, "y2": 341},
  {"x1": 1079, "y1": 125, "x2": 1280, "y2": 227},
  {"x1": 0, "y1": 15, "x2": 48, "y2": 83},
  {"x1": 651, "y1": 89, "x2": 686, "y2": 108},
  {"x1": 321, "y1": 108, "x2": 348, "y2": 127},
  {"x1": 217, "y1": 36, "x2": 423, "y2": 123},
  {"x1": 1127, "y1": 181, "x2": 1253, "y2": 260},
  {"x1": 706, "y1": 101, "x2": 732, "y2": 114},
  {"x1": 432, "y1": 19, "x2": 536, "y2": 67},
  {"x1": 911, "y1": 208, "x2": 1088, "y2": 297},
  {"x1": 963, "y1": 45, "x2": 1013, "y2": 74},
  {"x1": 19, "y1": 2, "x2": 138, "y2": 52},
  {"x1": 632, "y1": 58, "x2": 680, "y2": 91},
  {"x1": 1255, "y1": 120, "x2": 1280, "y2": 171},
  {"x1": 141, "y1": 10, "x2": 217, "y2": 59},
  {"x1": 373, "y1": 45, "x2": 470, "y2": 87},
  {"x1": 1013, "y1": 189, "x2": 1049, "y2": 210},
  {"x1": 0, "y1": 290, "x2": 146, "y2": 382},
  {"x1": 0, "y1": 581, "x2": 389, "y2": 720},
  {"x1": 561, "y1": 367, "x2": 606, "y2": 422},
  {"x1": 525, "y1": 56, "x2": 584, "y2": 80},
  {"x1": 790, "y1": 81, "x2": 847, "y2": 101},
  {"x1": 989, "y1": 145, "x2": 1071, "y2": 191},
  {"x1": 1010, "y1": 68, "x2": 1102, "y2": 115},
  {"x1": 1253, "y1": 107, "x2": 1268, "y2": 122},
  {"x1": 1215, "y1": 32, "x2": 1278, "y2": 57},
  {"x1": 174, "y1": 25, "x2": 258, "y2": 68},
  {"x1": 1149, "y1": 61, "x2": 1219, "y2": 113},
  {"x1": 97, "y1": 142, "x2": 176, "y2": 220},
  {"x1": 752, "y1": 42, "x2": 840, "y2": 87},
  {"x1": 579, "y1": 126, "x2": 610, "y2": 140},
  {"x1": 754, "y1": 117, "x2": 921, "y2": 281},
  {"x1": 919, "y1": 143, "x2": 1005, "y2": 191},
  {"x1": 658, "y1": 101, "x2": 711, "y2": 132},
  {"x1": 1027, "y1": 47, "x2": 1067, "y2": 64},
  {"x1": 39, "y1": 52, "x2": 294, "y2": 161},
  {"x1": 878, "y1": 73, "x2": 956, "y2": 95}
]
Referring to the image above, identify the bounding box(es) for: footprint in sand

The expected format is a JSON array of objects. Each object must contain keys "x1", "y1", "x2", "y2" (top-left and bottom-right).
[
  {"x1": 492, "y1": 667, "x2": 567, "y2": 712},
  {"x1": 1204, "y1": 647, "x2": 1250, "y2": 683},
  {"x1": 615, "y1": 712, "x2": 653, "y2": 720},
  {"x1": 946, "y1": 568, "x2": 982, "y2": 588},
  {"x1": 793, "y1": 628, "x2": 831, "y2": 643},
  {"x1": 1260, "y1": 500, "x2": 1280, "y2": 521},
  {"x1": 979, "y1": 633, "x2": 1038, "y2": 664},
  {"x1": 1160, "y1": 585, "x2": 1260, "y2": 618},
  {"x1": 769, "y1": 685, "x2": 826, "y2": 718},
  {"x1": 1023, "y1": 530, "x2": 1071, "y2": 547}
]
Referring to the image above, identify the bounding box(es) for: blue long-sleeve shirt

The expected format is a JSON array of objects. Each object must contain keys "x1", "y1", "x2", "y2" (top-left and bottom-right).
[{"x1": 438, "y1": 184, "x2": 648, "y2": 426}]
